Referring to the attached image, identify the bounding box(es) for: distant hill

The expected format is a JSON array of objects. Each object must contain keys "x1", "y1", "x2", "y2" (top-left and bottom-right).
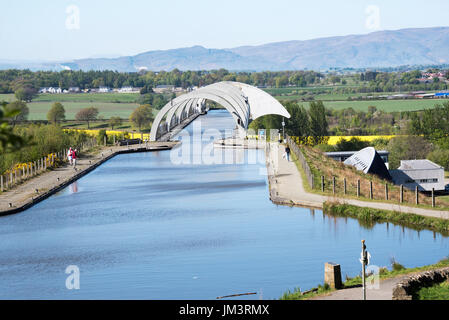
[{"x1": 3, "y1": 27, "x2": 449, "y2": 71}]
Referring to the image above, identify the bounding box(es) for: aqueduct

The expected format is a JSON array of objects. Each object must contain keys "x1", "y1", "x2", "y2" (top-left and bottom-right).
[{"x1": 149, "y1": 81, "x2": 291, "y2": 141}]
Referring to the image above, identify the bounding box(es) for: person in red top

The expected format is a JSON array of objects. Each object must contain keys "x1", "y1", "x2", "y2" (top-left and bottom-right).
[{"x1": 72, "y1": 149, "x2": 77, "y2": 168}]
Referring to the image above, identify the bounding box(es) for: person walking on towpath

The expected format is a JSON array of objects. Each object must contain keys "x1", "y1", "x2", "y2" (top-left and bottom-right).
[
  {"x1": 72, "y1": 149, "x2": 77, "y2": 169},
  {"x1": 285, "y1": 146, "x2": 291, "y2": 162},
  {"x1": 67, "y1": 148, "x2": 73, "y2": 165}
]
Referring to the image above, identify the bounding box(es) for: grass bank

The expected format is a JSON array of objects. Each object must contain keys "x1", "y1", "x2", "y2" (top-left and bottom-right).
[{"x1": 323, "y1": 202, "x2": 449, "y2": 235}]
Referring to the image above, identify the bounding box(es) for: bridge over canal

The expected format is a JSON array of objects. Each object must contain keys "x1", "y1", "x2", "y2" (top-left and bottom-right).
[{"x1": 149, "y1": 81, "x2": 291, "y2": 141}]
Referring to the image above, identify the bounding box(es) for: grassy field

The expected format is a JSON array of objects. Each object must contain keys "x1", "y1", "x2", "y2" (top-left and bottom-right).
[
  {"x1": 33, "y1": 92, "x2": 140, "y2": 103},
  {"x1": 27, "y1": 101, "x2": 140, "y2": 120},
  {"x1": 3, "y1": 91, "x2": 449, "y2": 120}
]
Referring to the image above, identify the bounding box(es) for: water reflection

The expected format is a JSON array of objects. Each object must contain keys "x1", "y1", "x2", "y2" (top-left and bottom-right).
[
  {"x1": 69, "y1": 182, "x2": 78, "y2": 194},
  {"x1": 0, "y1": 110, "x2": 447, "y2": 300}
]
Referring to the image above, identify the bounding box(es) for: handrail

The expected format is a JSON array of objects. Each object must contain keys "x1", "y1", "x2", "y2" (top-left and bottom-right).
[{"x1": 286, "y1": 135, "x2": 314, "y2": 189}]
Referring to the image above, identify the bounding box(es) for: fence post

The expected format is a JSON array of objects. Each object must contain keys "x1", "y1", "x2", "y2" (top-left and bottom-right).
[
  {"x1": 311, "y1": 175, "x2": 314, "y2": 190},
  {"x1": 415, "y1": 186, "x2": 419, "y2": 205},
  {"x1": 357, "y1": 179, "x2": 360, "y2": 197},
  {"x1": 385, "y1": 183, "x2": 389, "y2": 200},
  {"x1": 332, "y1": 176, "x2": 336, "y2": 195},
  {"x1": 10, "y1": 172, "x2": 13, "y2": 186},
  {"x1": 343, "y1": 178, "x2": 347, "y2": 195},
  {"x1": 0, "y1": 175, "x2": 3, "y2": 192},
  {"x1": 321, "y1": 176, "x2": 325, "y2": 192},
  {"x1": 369, "y1": 181, "x2": 373, "y2": 200},
  {"x1": 104, "y1": 136, "x2": 107, "y2": 146},
  {"x1": 432, "y1": 188, "x2": 435, "y2": 208},
  {"x1": 400, "y1": 185, "x2": 403, "y2": 203}
]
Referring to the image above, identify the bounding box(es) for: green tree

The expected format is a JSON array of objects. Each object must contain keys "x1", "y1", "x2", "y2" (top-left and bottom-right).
[
  {"x1": 47, "y1": 102, "x2": 66, "y2": 123},
  {"x1": 284, "y1": 102, "x2": 310, "y2": 137},
  {"x1": 427, "y1": 148, "x2": 449, "y2": 170},
  {"x1": 14, "y1": 87, "x2": 37, "y2": 102},
  {"x1": 75, "y1": 107, "x2": 99, "y2": 129},
  {"x1": 0, "y1": 102, "x2": 25, "y2": 152},
  {"x1": 129, "y1": 105, "x2": 154, "y2": 132},
  {"x1": 308, "y1": 101, "x2": 328, "y2": 139},
  {"x1": 5, "y1": 101, "x2": 29, "y2": 127},
  {"x1": 387, "y1": 136, "x2": 433, "y2": 169},
  {"x1": 109, "y1": 117, "x2": 122, "y2": 130}
]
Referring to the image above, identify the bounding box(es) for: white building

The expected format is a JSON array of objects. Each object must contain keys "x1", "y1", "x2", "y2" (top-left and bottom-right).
[
  {"x1": 98, "y1": 86, "x2": 111, "y2": 93},
  {"x1": 68, "y1": 87, "x2": 80, "y2": 93},
  {"x1": 118, "y1": 86, "x2": 136, "y2": 93},
  {"x1": 39, "y1": 87, "x2": 62, "y2": 94},
  {"x1": 390, "y1": 160, "x2": 445, "y2": 192}
]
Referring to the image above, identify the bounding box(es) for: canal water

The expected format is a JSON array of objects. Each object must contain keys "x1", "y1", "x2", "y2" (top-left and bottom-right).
[{"x1": 0, "y1": 110, "x2": 448, "y2": 299}]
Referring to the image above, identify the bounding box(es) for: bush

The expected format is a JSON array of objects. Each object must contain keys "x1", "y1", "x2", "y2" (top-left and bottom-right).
[
  {"x1": 427, "y1": 148, "x2": 449, "y2": 170},
  {"x1": 0, "y1": 124, "x2": 87, "y2": 174},
  {"x1": 97, "y1": 129, "x2": 107, "y2": 145}
]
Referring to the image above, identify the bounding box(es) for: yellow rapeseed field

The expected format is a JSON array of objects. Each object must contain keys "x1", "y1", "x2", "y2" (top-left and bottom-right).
[{"x1": 327, "y1": 135, "x2": 396, "y2": 145}]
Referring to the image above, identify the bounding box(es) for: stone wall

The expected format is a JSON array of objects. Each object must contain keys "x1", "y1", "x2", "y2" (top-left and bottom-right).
[{"x1": 392, "y1": 267, "x2": 449, "y2": 300}]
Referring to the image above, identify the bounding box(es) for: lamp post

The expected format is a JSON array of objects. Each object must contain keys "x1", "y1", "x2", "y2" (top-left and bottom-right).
[{"x1": 282, "y1": 117, "x2": 285, "y2": 142}]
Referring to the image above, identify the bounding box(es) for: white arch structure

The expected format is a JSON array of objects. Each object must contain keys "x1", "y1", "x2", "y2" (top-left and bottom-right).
[{"x1": 150, "y1": 81, "x2": 291, "y2": 141}]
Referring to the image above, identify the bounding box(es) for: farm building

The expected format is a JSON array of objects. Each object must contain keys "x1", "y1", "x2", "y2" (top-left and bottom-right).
[{"x1": 389, "y1": 160, "x2": 445, "y2": 192}]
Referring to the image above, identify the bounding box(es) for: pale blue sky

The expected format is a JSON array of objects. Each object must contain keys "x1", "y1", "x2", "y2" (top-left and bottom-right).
[{"x1": 1, "y1": 0, "x2": 448, "y2": 61}]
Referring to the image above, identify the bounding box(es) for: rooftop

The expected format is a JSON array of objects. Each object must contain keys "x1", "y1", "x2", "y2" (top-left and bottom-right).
[
  {"x1": 398, "y1": 159, "x2": 443, "y2": 170},
  {"x1": 325, "y1": 150, "x2": 388, "y2": 157}
]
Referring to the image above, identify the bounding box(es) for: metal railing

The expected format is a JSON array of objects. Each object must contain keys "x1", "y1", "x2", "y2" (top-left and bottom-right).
[{"x1": 286, "y1": 135, "x2": 314, "y2": 189}]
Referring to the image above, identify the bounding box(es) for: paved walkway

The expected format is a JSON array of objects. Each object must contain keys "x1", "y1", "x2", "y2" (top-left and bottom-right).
[
  {"x1": 266, "y1": 142, "x2": 449, "y2": 220},
  {"x1": 311, "y1": 275, "x2": 409, "y2": 300},
  {"x1": 0, "y1": 142, "x2": 177, "y2": 214}
]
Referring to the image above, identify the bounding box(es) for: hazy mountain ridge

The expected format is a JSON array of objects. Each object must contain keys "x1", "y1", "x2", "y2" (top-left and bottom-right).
[{"x1": 2, "y1": 27, "x2": 449, "y2": 71}]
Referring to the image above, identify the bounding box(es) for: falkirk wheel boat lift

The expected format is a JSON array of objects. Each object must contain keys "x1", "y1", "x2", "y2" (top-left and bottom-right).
[{"x1": 149, "y1": 81, "x2": 291, "y2": 145}]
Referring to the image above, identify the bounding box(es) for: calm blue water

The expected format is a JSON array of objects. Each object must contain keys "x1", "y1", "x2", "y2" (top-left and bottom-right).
[{"x1": 0, "y1": 110, "x2": 448, "y2": 300}]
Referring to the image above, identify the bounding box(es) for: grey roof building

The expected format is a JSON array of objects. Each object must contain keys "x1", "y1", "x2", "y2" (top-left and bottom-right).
[{"x1": 389, "y1": 160, "x2": 445, "y2": 192}]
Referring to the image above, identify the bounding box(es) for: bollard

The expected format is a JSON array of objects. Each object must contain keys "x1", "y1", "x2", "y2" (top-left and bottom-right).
[
  {"x1": 385, "y1": 183, "x2": 389, "y2": 200},
  {"x1": 369, "y1": 181, "x2": 373, "y2": 199},
  {"x1": 324, "y1": 262, "x2": 342, "y2": 290},
  {"x1": 415, "y1": 186, "x2": 419, "y2": 205},
  {"x1": 10, "y1": 172, "x2": 13, "y2": 185},
  {"x1": 15, "y1": 170, "x2": 17, "y2": 185},
  {"x1": 400, "y1": 185, "x2": 403, "y2": 203},
  {"x1": 357, "y1": 179, "x2": 360, "y2": 197},
  {"x1": 22, "y1": 166, "x2": 25, "y2": 179},
  {"x1": 321, "y1": 176, "x2": 325, "y2": 192},
  {"x1": 1, "y1": 175, "x2": 3, "y2": 192},
  {"x1": 432, "y1": 188, "x2": 435, "y2": 208}
]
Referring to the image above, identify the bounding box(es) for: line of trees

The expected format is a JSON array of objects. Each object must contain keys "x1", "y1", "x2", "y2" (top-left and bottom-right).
[
  {"x1": 0, "y1": 69, "x2": 324, "y2": 94},
  {"x1": 250, "y1": 101, "x2": 328, "y2": 143}
]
